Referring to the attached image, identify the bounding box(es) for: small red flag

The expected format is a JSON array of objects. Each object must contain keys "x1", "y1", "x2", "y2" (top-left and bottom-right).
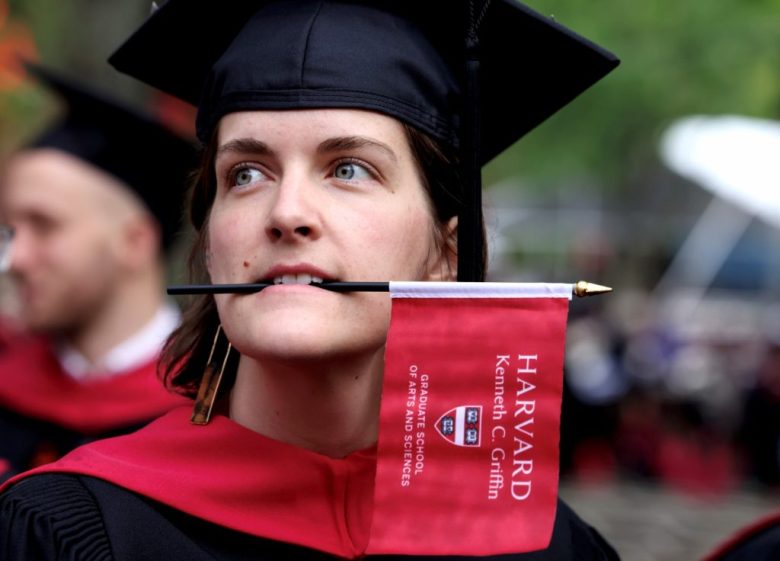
[{"x1": 368, "y1": 282, "x2": 572, "y2": 556}]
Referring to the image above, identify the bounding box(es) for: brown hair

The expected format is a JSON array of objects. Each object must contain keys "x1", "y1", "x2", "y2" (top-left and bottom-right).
[{"x1": 161, "y1": 124, "x2": 484, "y2": 398}]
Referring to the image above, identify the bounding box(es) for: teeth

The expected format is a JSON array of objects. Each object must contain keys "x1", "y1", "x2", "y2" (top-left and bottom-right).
[{"x1": 272, "y1": 274, "x2": 325, "y2": 285}]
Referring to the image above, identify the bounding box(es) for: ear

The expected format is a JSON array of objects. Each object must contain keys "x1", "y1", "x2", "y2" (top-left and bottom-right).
[
  {"x1": 117, "y1": 214, "x2": 160, "y2": 270},
  {"x1": 425, "y1": 216, "x2": 457, "y2": 282}
]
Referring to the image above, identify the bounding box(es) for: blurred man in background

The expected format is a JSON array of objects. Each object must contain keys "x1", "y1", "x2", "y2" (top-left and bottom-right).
[{"x1": 0, "y1": 63, "x2": 195, "y2": 480}]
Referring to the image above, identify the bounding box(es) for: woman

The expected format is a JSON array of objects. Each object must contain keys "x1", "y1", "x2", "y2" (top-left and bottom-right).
[{"x1": 0, "y1": 1, "x2": 620, "y2": 559}]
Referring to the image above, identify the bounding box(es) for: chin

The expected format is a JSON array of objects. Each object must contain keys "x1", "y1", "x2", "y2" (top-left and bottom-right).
[
  {"x1": 229, "y1": 322, "x2": 386, "y2": 365},
  {"x1": 25, "y1": 316, "x2": 64, "y2": 335},
  {"x1": 219, "y1": 296, "x2": 390, "y2": 362},
  {"x1": 19, "y1": 305, "x2": 50, "y2": 331}
]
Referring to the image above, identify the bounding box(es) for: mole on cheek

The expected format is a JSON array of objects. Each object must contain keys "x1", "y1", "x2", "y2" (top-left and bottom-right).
[{"x1": 243, "y1": 260, "x2": 250, "y2": 268}]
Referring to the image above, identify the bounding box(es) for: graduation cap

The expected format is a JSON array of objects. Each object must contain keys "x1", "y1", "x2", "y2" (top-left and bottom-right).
[
  {"x1": 109, "y1": 0, "x2": 619, "y2": 280},
  {"x1": 24, "y1": 62, "x2": 198, "y2": 251}
]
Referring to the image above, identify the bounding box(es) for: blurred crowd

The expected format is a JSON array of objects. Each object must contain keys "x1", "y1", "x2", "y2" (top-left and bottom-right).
[{"x1": 560, "y1": 289, "x2": 780, "y2": 497}]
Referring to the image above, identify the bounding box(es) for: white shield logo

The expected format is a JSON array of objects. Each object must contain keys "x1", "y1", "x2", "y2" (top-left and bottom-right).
[{"x1": 435, "y1": 405, "x2": 482, "y2": 447}]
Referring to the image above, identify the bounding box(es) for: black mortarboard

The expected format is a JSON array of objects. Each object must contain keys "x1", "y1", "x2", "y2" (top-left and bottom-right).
[
  {"x1": 109, "y1": 0, "x2": 618, "y2": 278},
  {"x1": 24, "y1": 62, "x2": 198, "y2": 251}
]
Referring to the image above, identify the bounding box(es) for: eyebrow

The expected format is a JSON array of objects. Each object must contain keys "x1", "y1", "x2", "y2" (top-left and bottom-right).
[
  {"x1": 318, "y1": 136, "x2": 397, "y2": 163},
  {"x1": 216, "y1": 138, "x2": 273, "y2": 158},
  {"x1": 216, "y1": 135, "x2": 398, "y2": 163}
]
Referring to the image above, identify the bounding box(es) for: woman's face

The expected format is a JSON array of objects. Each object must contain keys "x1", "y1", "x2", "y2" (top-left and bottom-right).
[{"x1": 208, "y1": 109, "x2": 453, "y2": 363}]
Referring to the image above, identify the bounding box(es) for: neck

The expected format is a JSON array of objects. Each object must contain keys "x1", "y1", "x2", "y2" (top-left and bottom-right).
[
  {"x1": 229, "y1": 350, "x2": 384, "y2": 458},
  {"x1": 63, "y1": 265, "x2": 165, "y2": 369}
]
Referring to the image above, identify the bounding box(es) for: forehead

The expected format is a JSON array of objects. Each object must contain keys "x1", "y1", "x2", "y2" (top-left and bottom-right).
[
  {"x1": 217, "y1": 108, "x2": 410, "y2": 149},
  {"x1": 1, "y1": 149, "x2": 132, "y2": 220}
]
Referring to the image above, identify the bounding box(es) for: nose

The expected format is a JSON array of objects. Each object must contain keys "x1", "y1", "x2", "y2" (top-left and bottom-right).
[
  {"x1": 4, "y1": 226, "x2": 34, "y2": 275},
  {"x1": 265, "y1": 173, "x2": 322, "y2": 243},
  {"x1": 0, "y1": 226, "x2": 12, "y2": 272}
]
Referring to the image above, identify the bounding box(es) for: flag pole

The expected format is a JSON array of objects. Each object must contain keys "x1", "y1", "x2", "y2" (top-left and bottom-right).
[{"x1": 168, "y1": 281, "x2": 611, "y2": 297}]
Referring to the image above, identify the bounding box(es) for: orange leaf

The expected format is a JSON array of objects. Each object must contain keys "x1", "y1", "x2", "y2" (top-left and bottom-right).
[{"x1": 0, "y1": 23, "x2": 38, "y2": 92}]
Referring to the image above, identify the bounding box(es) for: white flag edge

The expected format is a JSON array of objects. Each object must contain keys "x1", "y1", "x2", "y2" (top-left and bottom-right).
[{"x1": 389, "y1": 282, "x2": 573, "y2": 300}]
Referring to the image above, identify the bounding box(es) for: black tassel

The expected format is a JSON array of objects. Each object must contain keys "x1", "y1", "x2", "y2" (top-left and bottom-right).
[{"x1": 458, "y1": 0, "x2": 491, "y2": 282}]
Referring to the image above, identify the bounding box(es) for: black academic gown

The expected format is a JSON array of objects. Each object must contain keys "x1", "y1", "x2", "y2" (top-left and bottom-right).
[
  {"x1": 0, "y1": 406, "x2": 619, "y2": 561},
  {"x1": 0, "y1": 475, "x2": 618, "y2": 561}
]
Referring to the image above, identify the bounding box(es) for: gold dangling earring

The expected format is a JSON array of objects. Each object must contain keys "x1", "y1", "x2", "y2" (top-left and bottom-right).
[{"x1": 191, "y1": 325, "x2": 233, "y2": 425}]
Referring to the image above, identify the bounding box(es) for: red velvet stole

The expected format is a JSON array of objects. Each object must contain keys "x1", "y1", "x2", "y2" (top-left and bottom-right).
[
  {"x1": 0, "y1": 336, "x2": 184, "y2": 433},
  {"x1": 3, "y1": 407, "x2": 375, "y2": 558}
]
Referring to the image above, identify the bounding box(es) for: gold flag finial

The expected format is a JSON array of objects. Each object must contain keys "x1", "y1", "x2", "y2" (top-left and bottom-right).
[{"x1": 573, "y1": 281, "x2": 612, "y2": 298}]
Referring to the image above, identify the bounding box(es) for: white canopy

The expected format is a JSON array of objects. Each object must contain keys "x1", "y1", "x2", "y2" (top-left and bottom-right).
[{"x1": 660, "y1": 114, "x2": 780, "y2": 229}]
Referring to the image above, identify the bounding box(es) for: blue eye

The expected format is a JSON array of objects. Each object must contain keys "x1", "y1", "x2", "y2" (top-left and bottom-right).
[
  {"x1": 232, "y1": 166, "x2": 265, "y2": 187},
  {"x1": 334, "y1": 162, "x2": 372, "y2": 181}
]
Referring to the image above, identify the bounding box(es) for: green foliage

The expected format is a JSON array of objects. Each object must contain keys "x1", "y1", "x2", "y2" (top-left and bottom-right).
[
  {"x1": 485, "y1": 0, "x2": 780, "y2": 192},
  {"x1": 1, "y1": 0, "x2": 150, "y2": 155}
]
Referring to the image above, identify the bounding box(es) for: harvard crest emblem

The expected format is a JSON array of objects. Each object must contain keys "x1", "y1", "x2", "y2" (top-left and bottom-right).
[{"x1": 435, "y1": 405, "x2": 482, "y2": 447}]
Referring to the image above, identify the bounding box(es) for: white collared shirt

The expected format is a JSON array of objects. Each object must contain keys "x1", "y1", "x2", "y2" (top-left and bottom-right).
[{"x1": 57, "y1": 303, "x2": 181, "y2": 381}]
